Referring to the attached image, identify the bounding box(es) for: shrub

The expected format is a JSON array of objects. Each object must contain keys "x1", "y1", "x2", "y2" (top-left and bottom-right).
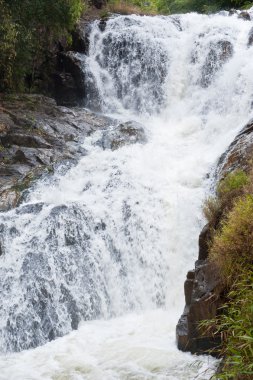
[
  {"x1": 203, "y1": 170, "x2": 248, "y2": 230},
  {"x1": 210, "y1": 195, "x2": 253, "y2": 287},
  {"x1": 0, "y1": 0, "x2": 18, "y2": 91},
  {"x1": 0, "y1": 0, "x2": 84, "y2": 92},
  {"x1": 202, "y1": 168, "x2": 253, "y2": 379},
  {"x1": 217, "y1": 170, "x2": 249, "y2": 199},
  {"x1": 157, "y1": 0, "x2": 253, "y2": 15}
]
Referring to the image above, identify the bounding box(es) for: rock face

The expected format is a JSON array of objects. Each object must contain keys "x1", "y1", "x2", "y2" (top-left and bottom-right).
[
  {"x1": 54, "y1": 52, "x2": 86, "y2": 107},
  {"x1": 176, "y1": 224, "x2": 223, "y2": 356},
  {"x1": 71, "y1": 19, "x2": 92, "y2": 54},
  {"x1": 177, "y1": 118, "x2": 253, "y2": 355},
  {"x1": 216, "y1": 118, "x2": 253, "y2": 179},
  {"x1": 0, "y1": 94, "x2": 111, "y2": 212}
]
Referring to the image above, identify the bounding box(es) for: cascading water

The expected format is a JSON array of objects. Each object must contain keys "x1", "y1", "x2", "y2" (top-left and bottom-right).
[{"x1": 0, "y1": 11, "x2": 253, "y2": 380}]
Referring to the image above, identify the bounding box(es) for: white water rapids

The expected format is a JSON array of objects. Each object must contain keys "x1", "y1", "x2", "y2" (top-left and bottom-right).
[{"x1": 1, "y1": 11, "x2": 253, "y2": 380}]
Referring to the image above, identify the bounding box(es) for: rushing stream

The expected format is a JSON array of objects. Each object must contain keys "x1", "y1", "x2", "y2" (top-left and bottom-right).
[{"x1": 1, "y1": 11, "x2": 253, "y2": 380}]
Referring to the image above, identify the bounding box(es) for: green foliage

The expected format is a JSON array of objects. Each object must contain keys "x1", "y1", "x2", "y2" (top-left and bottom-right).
[
  {"x1": 0, "y1": 0, "x2": 18, "y2": 91},
  {"x1": 157, "y1": 0, "x2": 252, "y2": 14},
  {"x1": 210, "y1": 195, "x2": 253, "y2": 287},
  {"x1": 217, "y1": 170, "x2": 249, "y2": 198},
  {"x1": 202, "y1": 168, "x2": 253, "y2": 379},
  {"x1": 0, "y1": 0, "x2": 84, "y2": 92},
  {"x1": 203, "y1": 170, "x2": 248, "y2": 229},
  {"x1": 107, "y1": 0, "x2": 157, "y2": 15}
]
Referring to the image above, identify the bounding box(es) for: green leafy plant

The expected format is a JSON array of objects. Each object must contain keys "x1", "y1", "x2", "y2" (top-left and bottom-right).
[{"x1": 0, "y1": 0, "x2": 84, "y2": 92}]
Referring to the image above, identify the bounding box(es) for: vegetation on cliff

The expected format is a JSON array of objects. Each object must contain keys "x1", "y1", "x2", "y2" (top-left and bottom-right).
[
  {"x1": 0, "y1": 0, "x2": 84, "y2": 92},
  {"x1": 157, "y1": 0, "x2": 252, "y2": 14},
  {"x1": 105, "y1": 0, "x2": 252, "y2": 15},
  {"x1": 203, "y1": 169, "x2": 253, "y2": 379}
]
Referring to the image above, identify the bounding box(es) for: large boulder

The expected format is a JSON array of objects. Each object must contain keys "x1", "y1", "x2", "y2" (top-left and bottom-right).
[
  {"x1": 238, "y1": 11, "x2": 251, "y2": 21},
  {"x1": 99, "y1": 121, "x2": 147, "y2": 150}
]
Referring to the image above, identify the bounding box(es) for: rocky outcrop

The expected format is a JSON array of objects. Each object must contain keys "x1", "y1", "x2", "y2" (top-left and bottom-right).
[
  {"x1": 0, "y1": 94, "x2": 111, "y2": 212},
  {"x1": 98, "y1": 121, "x2": 147, "y2": 150},
  {"x1": 176, "y1": 224, "x2": 223, "y2": 356},
  {"x1": 216, "y1": 118, "x2": 253, "y2": 179},
  {"x1": 53, "y1": 15, "x2": 100, "y2": 106},
  {"x1": 177, "y1": 118, "x2": 253, "y2": 355}
]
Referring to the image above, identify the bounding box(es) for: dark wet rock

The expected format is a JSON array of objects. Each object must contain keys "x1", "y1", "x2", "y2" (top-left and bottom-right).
[
  {"x1": 0, "y1": 94, "x2": 112, "y2": 212},
  {"x1": 238, "y1": 11, "x2": 251, "y2": 21},
  {"x1": 248, "y1": 26, "x2": 253, "y2": 47},
  {"x1": 54, "y1": 72, "x2": 80, "y2": 107},
  {"x1": 71, "y1": 20, "x2": 92, "y2": 54},
  {"x1": 201, "y1": 40, "x2": 233, "y2": 87},
  {"x1": 92, "y1": 0, "x2": 106, "y2": 9},
  {"x1": 176, "y1": 259, "x2": 223, "y2": 356},
  {"x1": 100, "y1": 121, "x2": 147, "y2": 150},
  {"x1": 98, "y1": 18, "x2": 107, "y2": 32},
  {"x1": 228, "y1": 8, "x2": 238, "y2": 16},
  {"x1": 176, "y1": 224, "x2": 222, "y2": 355},
  {"x1": 1, "y1": 133, "x2": 52, "y2": 149},
  {"x1": 198, "y1": 223, "x2": 211, "y2": 261},
  {"x1": 16, "y1": 203, "x2": 44, "y2": 215},
  {"x1": 216, "y1": 118, "x2": 253, "y2": 179},
  {"x1": 55, "y1": 52, "x2": 86, "y2": 107}
]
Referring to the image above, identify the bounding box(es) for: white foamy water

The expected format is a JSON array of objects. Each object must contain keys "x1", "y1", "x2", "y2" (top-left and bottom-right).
[{"x1": 0, "y1": 12, "x2": 253, "y2": 380}]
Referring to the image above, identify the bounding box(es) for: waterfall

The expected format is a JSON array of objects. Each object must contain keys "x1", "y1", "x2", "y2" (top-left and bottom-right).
[{"x1": 0, "y1": 12, "x2": 253, "y2": 380}]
